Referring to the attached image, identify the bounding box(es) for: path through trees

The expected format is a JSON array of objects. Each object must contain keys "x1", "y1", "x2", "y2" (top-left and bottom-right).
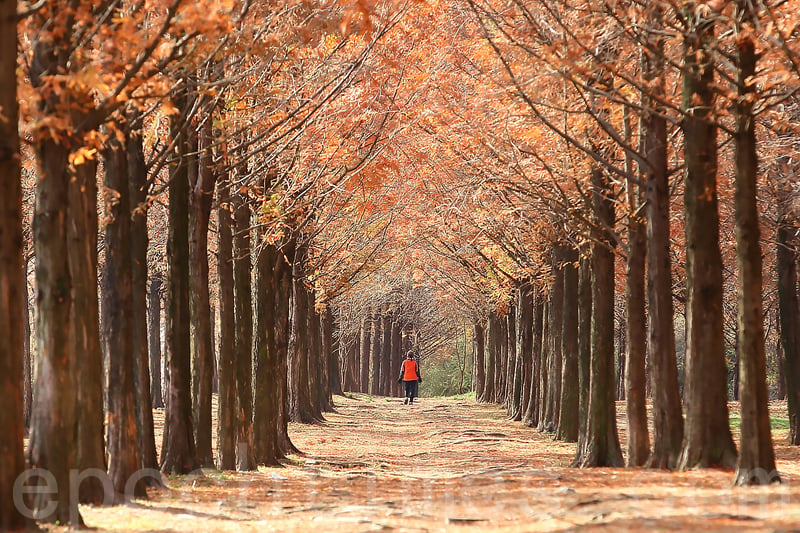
[{"x1": 75, "y1": 395, "x2": 800, "y2": 531}]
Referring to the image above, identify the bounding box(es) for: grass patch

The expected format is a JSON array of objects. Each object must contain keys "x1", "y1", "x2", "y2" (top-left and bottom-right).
[{"x1": 729, "y1": 414, "x2": 790, "y2": 430}]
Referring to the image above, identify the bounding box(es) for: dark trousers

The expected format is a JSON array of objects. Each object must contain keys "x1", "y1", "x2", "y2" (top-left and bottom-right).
[{"x1": 403, "y1": 380, "x2": 418, "y2": 402}]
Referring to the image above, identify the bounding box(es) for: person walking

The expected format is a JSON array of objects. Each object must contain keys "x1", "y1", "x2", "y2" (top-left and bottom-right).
[{"x1": 398, "y1": 351, "x2": 422, "y2": 404}]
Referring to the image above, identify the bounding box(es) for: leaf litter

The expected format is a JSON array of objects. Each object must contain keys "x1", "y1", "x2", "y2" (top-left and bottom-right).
[{"x1": 40, "y1": 396, "x2": 800, "y2": 531}]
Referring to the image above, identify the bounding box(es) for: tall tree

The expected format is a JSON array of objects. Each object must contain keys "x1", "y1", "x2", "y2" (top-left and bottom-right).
[
  {"x1": 128, "y1": 110, "x2": 160, "y2": 476},
  {"x1": 149, "y1": 276, "x2": 164, "y2": 409},
  {"x1": 233, "y1": 185, "x2": 256, "y2": 469},
  {"x1": 216, "y1": 176, "x2": 236, "y2": 470},
  {"x1": 577, "y1": 168, "x2": 623, "y2": 467},
  {"x1": 624, "y1": 107, "x2": 649, "y2": 467},
  {"x1": 161, "y1": 89, "x2": 200, "y2": 475},
  {"x1": 254, "y1": 242, "x2": 280, "y2": 465},
  {"x1": 70, "y1": 156, "x2": 106, "y2": 504},
  {"x1": 643, "y1": 3, "x2": 683, "y2": 470},
  {"x1": 558, "y1": 246, "x2": 579, "y2": 442},
  {"x1": 27, "y1": 23, "x2": 81, "y2": 523},
  {"x1": 732, "y1": 0, "x2": 778, "y2": 485},
  {"x1": 189, "y1": 104, "x2": 217, "y2": 468},
  {"x1": 103, "y1": 133, "x2": 147, "y2": 499},
  {"x1": 0, "y1": 3, "x2": 27, "y2": 521},
  {"x1": 777, "y1": 147, "x2": 800, "y2": 445},
  {"x1": 678, "y1": 3, "x2": 737, "y2": 471}
]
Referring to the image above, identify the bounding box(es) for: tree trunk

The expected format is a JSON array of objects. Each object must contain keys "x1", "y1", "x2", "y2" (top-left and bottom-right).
[
  {"x1": 149, "y1": 277, "x2": 164, "y2": 409},
  {"x1": 189, "y1": 106, "x2": 217, "y2": 468},
  {"x1": 678, "y1": 8, "x2": 737, "y2": 471},
  {"x1": 391, "y1": 320, "x2": 402, "y2": 397},
  {"x1": 215, "y1": 161, "x2": 236, "y2": 472},
  {"x1": 0, "y1": 23, "x2": 27, "y2": 522},
  {"x1": 644, "y1": 3, "x2": 684, "y2": 470},
  {"x1": 499, "y1": 312, "x2": 509, "y2": 403},
  {"x1": 69, "y1": 158, "x2": 107, "y2": 504},
  {"x1": 509, "y1": 301, "x2": 523, "y2": 421},
  {"x1": 733, "y1": 2, "x2": 778, "y2": 485},
  {"x1": 546, "y1": 250, "x2": 565, "y2": 432},
  {"x1": 558, "y1": 246, "x2": 579, "y2": 443},
  {"x1": 518, "y1": 284, "x2": 534, "y2": 424},
  {"x1": 161, "y1": 90, "x2": 200, "y2": 475},
  {"x1": 289, "y1": 243, "x2": 318, "y2": 423},
  {"x1": 474, "y1": 321, "x2": 487, "y2": 402},
  {"x1": 370, "y1": 311, "x2": 382, "y2": 395},
  {"x1": 324, "y1": 307, "x2": 342, "y2": 396},
  {"x1": 485, "y1": 314, "x2": 497, "y2": 402},
  {"x1": 254, "y1": 243, "x2": 280, "y2": 465},
  {"x1": 625, "y1": 141, "x2": 650, "y2": 465},
  {"x1": 573, "y1": 251, "x2": 593, "y2": 464},
  {"x1": 524, "y1": 292, "x2": 543, "y2": 427},
  {"x1": 537, "y1": 298, "x2": 550, "y2": 430},
  {"x1": 777, "y1": 167, "x2": 800, "y2": 445},
  {"x1": 577, "y1": 168, "x2": 623, "y2": 468},
  {"x1": 23, "y1": 261, "x2": 32, "y2": 430},
  {"x1": 274, "y1": 239, "x2": 298, "y2": 454},
  {"x1": 360, "y1": 315, "x2": 370, "y2": 393},
  {"x1": 128, "y1": 110, "x2": 160, "y2": 476},
  {"x1": 381, "y1": 307, "x2": 392, "y2": 396},
  {"x1": 103, "y1": 135, "x2": 147, "y2": 499},
  {"x1": 233, "y1": 187, "x2": 256, "y2": 469},
  {"x1": 29, "y1": 135, "x2": 82, "y2": 524},
  {"x1": 308, "y1": 290, "x2": 327, "y2": 416}
]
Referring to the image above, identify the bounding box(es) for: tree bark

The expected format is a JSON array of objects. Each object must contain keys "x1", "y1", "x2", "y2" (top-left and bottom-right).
[
  {"x1": 777, "y1": 166, "x2": 800, "y2": 445},
  {"x1": 308, "y1": 290, "x2": 327, "y2": 416},
  {"x1": 128, "y1": 110, "x2": 160, "y2": 476},
  {"x1": 161, "y1": 89, "x2": 200, "y2": 475},
  {"x1": 69, "y1": 158, "x2": 107, "y2": 503},
  {"x1": 324, "y1": 307, "x2": 342, "y2": 396},
  {"x1": 644, "y1": 3, "x2": 683, "y2": 469},
  {"x1": 254, "y1": 243, "x2": 280, "y2": 465},
  {"x1": 574, "y1": 251, "x2": 592, "y2": 463},
  {"x1": 103, "y1": 135, "x2": 147, "y2": 499},
  {"x1": 508, "y1": 301, "x2": 523, "y2": 421},
  {"x1": 370, "y1": 310, "x2": 382, "y2": 395},
  {"x1": 518, "y1": 284, "x2": 534, "y2": 424},
  {"x1": 474, "y1": 321, "x2": 486, "y2": 401},
  {"x1": 577, "y1": 168, "x2": 623, "y2": 468},
  {"x1": 391, "y1": 320, "x2": 402, "y2": 397},
  {"x1": 485, "y1": 314, "x2": 498, "y2": 402},
  {"x1": 625, "y1": 142, "x2": 650, "y2": 466},
  {"x1": 0, "y1": 20, "x2": 27, "y2": 522},
  {"x1": 189, "y1": 106, "x2": 216, "y2": 468},
  {"x1": 546, "y1": 250, "x2": 565, "y2": 432},
  {"x1": 360, "y1": 315, "x2": 370, "y2": 393},
  {"x1": 290, "y1": 242, "x2": 318, "y2": 423},
  {"x1": 733, "y1": 2, "x2": 778, "y2": 485},
  {"x1": 537, "y1": 298, "x2": 550, "y2": 429},
  {"x1": 274, "y1": 239, "x2": 298, "y2": 454},
  {"x1": 678, "y1": 7, "x2": 737, "y2": 471},
  {"x1": 558, "y1": 246, "x2": 579, "y2": 442},
  {"x1": 23, "y1": 261, "x2": 32, "y2": 430},
  {"x1": 233, "y1": 186, "x2": 256, "y2": 469},
  {"x1": 29, "y1": 134, "x2": 81, "y2": 524},
  {"x1": 149, "y1": 277, "x2": 164, "y2": 409},
  {"x1": 381, "y1": 307, "x2": 392, "y2": 396}
]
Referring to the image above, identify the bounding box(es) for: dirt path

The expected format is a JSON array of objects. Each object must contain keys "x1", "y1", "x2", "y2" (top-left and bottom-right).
[{"x1": 78, "y1": 395, "x2": 800, "y2": 532}]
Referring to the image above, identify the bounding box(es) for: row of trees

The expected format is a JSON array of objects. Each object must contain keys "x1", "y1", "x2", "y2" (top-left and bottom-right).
[
  {"x1": 445, "y1": 0, "x2": 798, "y2": 486},
  {"x1": 3, "y1": 0, "x2": 417, "y2": 528},
  {"x1": 4, "y1": 0, "x2": 800, "y2": 529}
]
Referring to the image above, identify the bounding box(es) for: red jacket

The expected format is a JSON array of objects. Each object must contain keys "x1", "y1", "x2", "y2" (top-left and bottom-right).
[{"x1": 400, "y1": 359, "x2": 420, "y2": 381}]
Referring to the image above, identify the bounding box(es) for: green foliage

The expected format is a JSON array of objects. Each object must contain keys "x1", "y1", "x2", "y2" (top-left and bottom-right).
[
  {"x1": 418, "y1": 347, "x2": 472, "y2": 397},
  {"x1": 728, "y1": 414, "x2": 790, "y2": 430}
]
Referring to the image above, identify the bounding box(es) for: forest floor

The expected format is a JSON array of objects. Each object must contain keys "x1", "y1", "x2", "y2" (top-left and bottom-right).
[{"x1": 63, "y1": 395, "x2": 800, "y2": 531}]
